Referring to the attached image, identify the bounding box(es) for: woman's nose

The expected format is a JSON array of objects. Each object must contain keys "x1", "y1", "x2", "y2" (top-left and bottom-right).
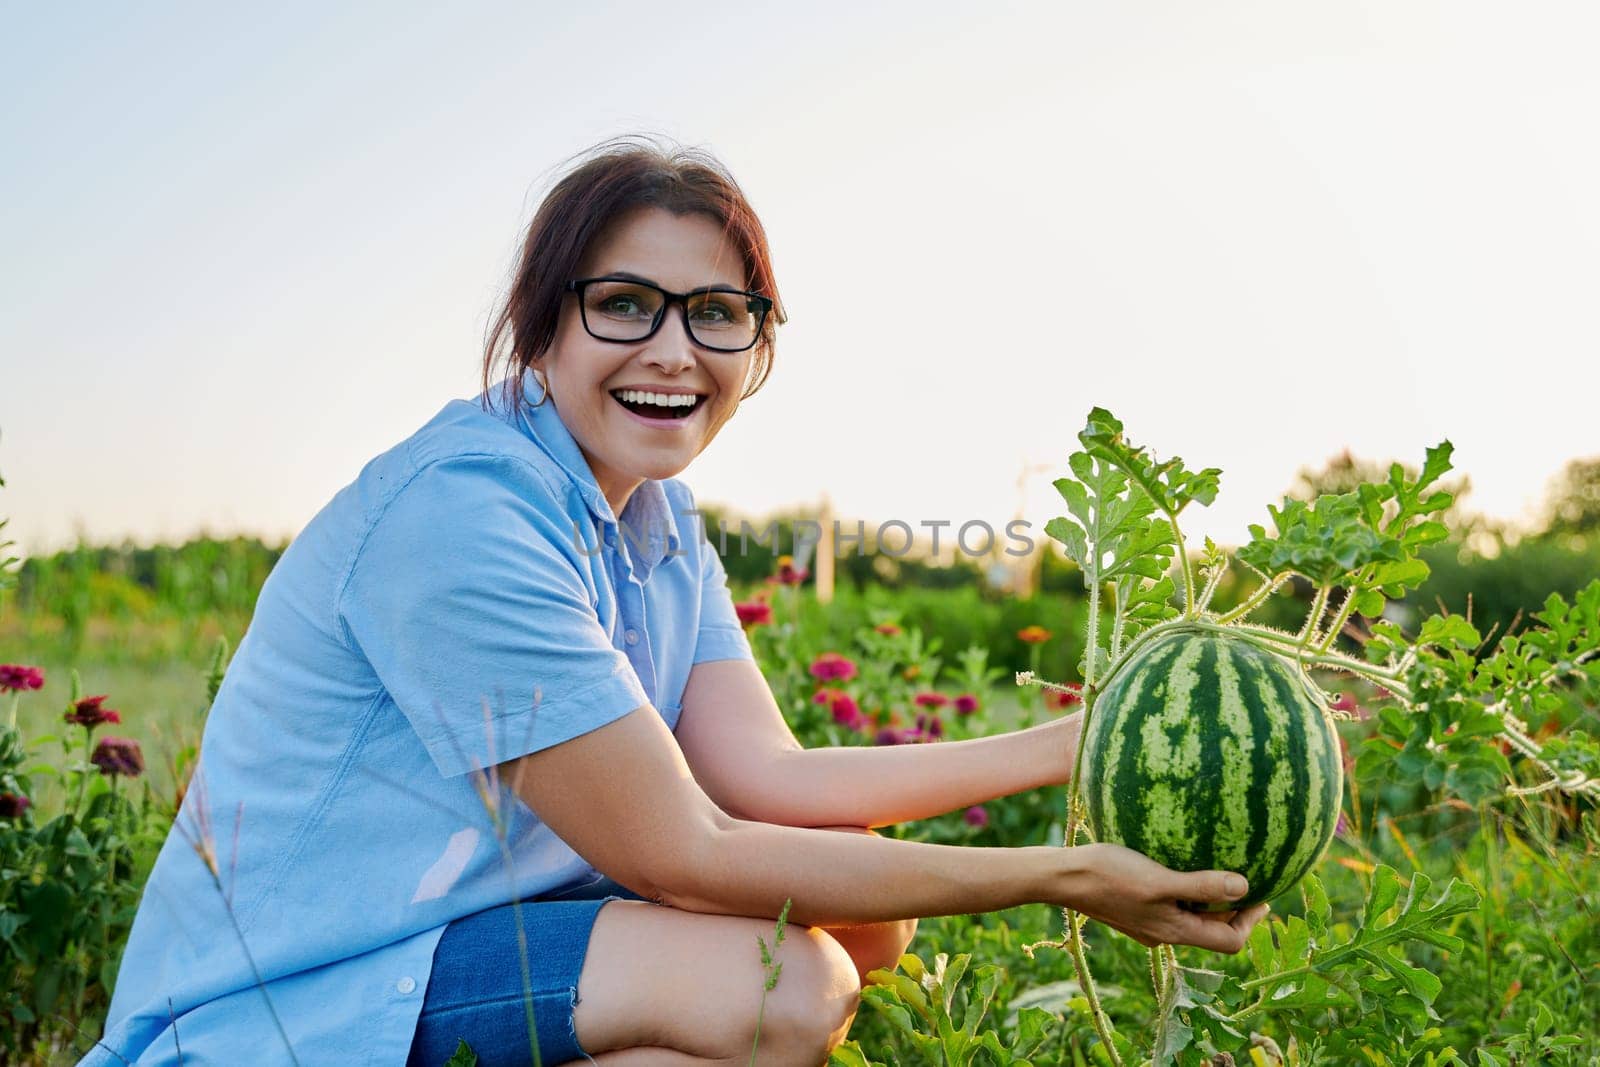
[{"x1": 641, "y1": 309, "x2": 699, "y2": 372}]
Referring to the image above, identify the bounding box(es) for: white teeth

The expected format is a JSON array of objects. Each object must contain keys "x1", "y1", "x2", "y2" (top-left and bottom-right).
[{"x1": 613, "y1": 389, "x2": 702, "y2": 409}]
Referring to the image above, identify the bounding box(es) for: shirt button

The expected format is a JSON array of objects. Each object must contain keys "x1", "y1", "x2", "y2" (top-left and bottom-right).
[
  {"x1": 396, "y1": 976, "x2": 417, "y2": 995},
  {"x1": 624, "y1": 629, "x2": 639, "y2": 646}
]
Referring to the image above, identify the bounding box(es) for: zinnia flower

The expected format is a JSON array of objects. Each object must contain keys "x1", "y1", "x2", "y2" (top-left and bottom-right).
[
  {"x1": 775, "y1": 555, "x2": 808, "y2": 586},
  {"x1": 829, "y1": 693, "x2": 866, "y2": 731},
  {"x1": 875, "y1": 727, "x2": 923, "y2": 746},
  {"x1": 735, "y1": 601, "x2": 773, "y2": 628},
  {"x1": 915, "y1": 712, "x2": 944, "y2": 740},
  {"x1": 0, "y1": 664, "x2": 45, "y2": 692},
  {"x1": 64, "y1": 695, "x2": 121, "y2": 728},
  {"x1": 954, "y1": 693, "x2": 979, "y2": 715},
  {"x1": 964, "y1": 805, "x2": 989, "y2": 828},
  {"x1": 1017, "y1": 625, "x2": 1052, "y2": 644},
  {"x1": 0, "y1": 792, "x2": 30, "y2": 818},
  {"x1": 809, "y1": 652, "x2": 858, "y2": 683},
  {"x1": 1044, "y1": 685, "x2": 1082, "y2": 711},
  {"x1": 90, "y1": 736, "x2": 145, "y2": 778},
  {"x1": 1329, "y1": 692, "x2": 1366, "y2": 719},
  {"x1": 913, "y1": 692, "x2": 948, "y2": 709},
  {"x1": 873, "y1": 622, "x2": 902, "y2": 637}
]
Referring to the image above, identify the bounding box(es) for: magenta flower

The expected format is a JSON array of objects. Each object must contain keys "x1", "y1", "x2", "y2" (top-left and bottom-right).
[
  {"x1": 775, "y1": 555, "x2": 808, "y2": 586},
  {"x1": 875, "y1": 727, "x2": 925, "y2": 746},
  {"x1": 90, "y1": 736, "x2": 145, "y2": 778},
  {"x1": 915, "y1": 712, "x2": 945, "y2": 740},
  {"x1": 0, "y1": 792, "x2": 31, "y2": 819},
  {"x1": 964, "y1": 805, "x2": 989, "y2": 828},
  {"x1": 64, "y1": 695, "x2": 121, "y2": 728},
  {"x1": 735, "y1": 601, "x2": 773, "y2": 628},
  {"x1": 953, "y1": 693, "x2": 979, "y2": 715},
  {"x1": 1045, "y1": 686, "x2": 1082, "y2": 711},
  {"x1": 913, "y1": 692, "x2": 949, "y2": 709},
  {"x1": 809, "y1": 652, "x2": 858, "y2": 683},
  {"x1": 815, "y1": 689, "x2": 866, "y2": 730},
  {"x1": 1335, "y1": 812, "x2": 1349, "y2": 836},
  {"x1": 0, "y1": 664, "x2": 45, "y2": 692}
]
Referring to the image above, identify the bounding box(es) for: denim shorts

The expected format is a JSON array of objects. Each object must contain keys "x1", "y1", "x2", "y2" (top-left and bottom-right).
[{"x1": 406, "y1": 876, "x2": 655, "y2": 1067}]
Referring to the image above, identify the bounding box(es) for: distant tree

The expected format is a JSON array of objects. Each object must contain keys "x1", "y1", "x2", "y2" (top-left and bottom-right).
[{"x1": 1535, "y1": 456, "x2": 1600, "y2": 542}]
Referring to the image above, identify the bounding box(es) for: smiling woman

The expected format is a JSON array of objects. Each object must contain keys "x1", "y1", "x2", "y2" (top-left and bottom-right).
[{"x1": 83, "y1": 138, "x2": 1265, "y2": 1067}]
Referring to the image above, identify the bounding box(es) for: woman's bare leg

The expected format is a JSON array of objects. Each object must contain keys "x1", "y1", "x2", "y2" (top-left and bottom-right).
[{"x1": 571, "y1": 900, "x2": 859, "y2": 1066}]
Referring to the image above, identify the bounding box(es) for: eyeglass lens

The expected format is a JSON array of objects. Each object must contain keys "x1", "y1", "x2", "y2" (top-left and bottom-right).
[{"x1": 579, "y1": 280, "x2": 762, "y2": 350}]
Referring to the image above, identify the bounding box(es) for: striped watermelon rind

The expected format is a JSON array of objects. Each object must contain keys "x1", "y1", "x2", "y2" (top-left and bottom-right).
[{"x1": 1079, "y1": 622, "x2": 1343, "y2": 910}]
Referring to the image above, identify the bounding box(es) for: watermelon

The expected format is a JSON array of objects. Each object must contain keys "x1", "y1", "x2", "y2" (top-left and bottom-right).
[{"x1": 1079, "y1": 624, "x2": 1343, "y2": 909}]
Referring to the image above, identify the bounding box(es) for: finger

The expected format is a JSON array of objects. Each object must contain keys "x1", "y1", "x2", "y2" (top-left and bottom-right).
[
  {"x1": 1230, "y1": 902, "x2": 1270, "y2": 935},
  {"x1": 1173, "y1": 870, "x2": 1248, "y2": 910},
  {"x1": 1170, "y1": 911, "x2": 1250, "y2": 954}
]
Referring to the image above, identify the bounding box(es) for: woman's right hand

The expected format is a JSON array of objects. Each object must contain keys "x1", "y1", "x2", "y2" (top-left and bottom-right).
[{"x1": 1060, "y1": 842, "x2": 1270, "y2": 953}]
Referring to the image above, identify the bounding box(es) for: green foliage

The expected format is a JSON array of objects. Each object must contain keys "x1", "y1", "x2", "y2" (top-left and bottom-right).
[{"x1": 0, "y1": 699, "x2": 167, "y2": 1062}]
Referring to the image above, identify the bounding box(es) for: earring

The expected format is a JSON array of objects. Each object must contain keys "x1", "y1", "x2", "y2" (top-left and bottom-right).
[{"x1": 529, "y1": 369, "x2": 550, "y2": 409}]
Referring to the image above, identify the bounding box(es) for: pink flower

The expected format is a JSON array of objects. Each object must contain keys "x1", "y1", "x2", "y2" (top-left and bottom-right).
[
  {"x1": 64, "y1": 695, "x2": 121, "y2": 728},
  {"x1": 1044, "y1": 685, "x2": 1083, "y2": 711},
  {"x1": 0, "y1": 792, "x2": 31, "y2": 819},
  {"x1": 964, "y1": 805, "x2": 989, "y2": 828},
  {"x1": 0, "y1": 664, "x2": 45, "y2": 692},
  {"x1": 1329, "y1": 691, "x2": 1368, "y2": 721},
  {"x1": 1335, "y1": 812, "x2": 1349, "y2": 836},
  {"x1": 915, "y1": 712, "x2": 945, "y2": 740},
  {"x1": 875, "y1": 727, "x2": 924, "y2": 746},
  {"x1": 775, "y1": 555, "x2": 808, "y2": 586},
  {"x1": 954, "y1": 693, "x2": 979, "y2": 715},
  {"x1": 735, "y1": 601, "x2": 773, "y2": 628},
  {"x1": 809, "y1": 652, "x2": 858, "y2": 683},
  {"x1": 90, "y1": 736, "x2": 145, "y2": 778},
  {"x1": 913, "y1": 692, "x2": 948, "y2": 709},
  {"x1": 815, "y1": 689, "x2": 866, "y2": 730}
]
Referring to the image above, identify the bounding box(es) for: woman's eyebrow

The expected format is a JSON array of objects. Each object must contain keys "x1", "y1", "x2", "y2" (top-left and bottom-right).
[{"x1": 593, "y1": 269, "x2": 746, "y2": 291}]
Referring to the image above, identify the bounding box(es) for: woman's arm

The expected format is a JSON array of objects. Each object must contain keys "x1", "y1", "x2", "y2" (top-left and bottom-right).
[
  {"x1": 674, "y1": 658, "x2": 1080, "y2": 828},
  {"x1": 500, "y1": 701, "x2": 1265, "y2": 951}
]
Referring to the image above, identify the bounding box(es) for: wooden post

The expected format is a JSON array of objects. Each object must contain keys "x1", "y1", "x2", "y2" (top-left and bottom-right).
[{"x1": 816, "y1": 494, "x2": 835, "y2": 605}]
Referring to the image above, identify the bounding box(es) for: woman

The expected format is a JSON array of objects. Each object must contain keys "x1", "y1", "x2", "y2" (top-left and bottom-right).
[{"x1": 86, "y1": 139, "x2": 1267, "y2": 1067}]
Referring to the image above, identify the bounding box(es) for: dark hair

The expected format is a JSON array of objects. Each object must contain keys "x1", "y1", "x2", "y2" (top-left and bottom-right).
[{"x1": 481, "y1": 136, "x2": 786, "y2": 411}]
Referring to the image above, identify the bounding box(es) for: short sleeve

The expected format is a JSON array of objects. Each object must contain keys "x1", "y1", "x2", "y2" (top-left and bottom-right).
[
  {"x1": 691, "y1": 518, "x2": 755, "y2": 666},
  {"x1": 338, "y1": 454, "x2": 649, "y2": 778}
]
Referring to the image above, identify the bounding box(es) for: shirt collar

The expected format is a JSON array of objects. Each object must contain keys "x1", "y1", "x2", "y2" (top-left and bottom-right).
[{"x1": 491, "y1": 369, "x2": 681, "y2": 573}]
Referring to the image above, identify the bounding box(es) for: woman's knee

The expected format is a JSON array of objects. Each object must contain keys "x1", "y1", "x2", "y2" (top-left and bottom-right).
[{"x1": 756, "y1": 925, "x2": 862, "y2": 1062}]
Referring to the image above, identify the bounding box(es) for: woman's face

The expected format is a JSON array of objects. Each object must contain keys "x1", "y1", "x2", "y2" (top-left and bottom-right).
[{"x1": 541, "y1": 206, "x2": 754, "y2": 516}]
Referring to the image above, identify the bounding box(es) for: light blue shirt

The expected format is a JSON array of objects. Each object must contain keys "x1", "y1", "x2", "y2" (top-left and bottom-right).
[{"x1": 84, "y1": 370, "x2": 753, "y2": 1066}]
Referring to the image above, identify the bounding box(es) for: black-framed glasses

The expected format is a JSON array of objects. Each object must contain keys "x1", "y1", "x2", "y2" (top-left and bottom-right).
[{"x1": 566, "y1": 276, "x2": 773, "y2": 353}]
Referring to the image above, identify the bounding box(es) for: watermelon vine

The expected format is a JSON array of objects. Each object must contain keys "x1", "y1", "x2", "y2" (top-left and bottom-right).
[{"x1": 1020, "y1": 407, "x2": 1600, "y2": 1066}]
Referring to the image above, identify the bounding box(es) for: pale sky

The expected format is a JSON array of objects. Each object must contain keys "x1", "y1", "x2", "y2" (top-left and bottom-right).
[{"x1": 3, "y1": 2, "x2": 1598, "y2": 560}]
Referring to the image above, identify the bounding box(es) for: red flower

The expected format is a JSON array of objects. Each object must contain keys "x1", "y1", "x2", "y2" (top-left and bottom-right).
[
  {"x1": 915, "y1": 712, "x2": 945, "y2": 739},
  {"x1": 913, "y1": 692, "x2": 949, "y2": 709},
  {"x1": 90, "y1": 736, "x2": 145, "y2": 778},
  {"x1": 775, "y1": 555, "x2": 808, "y2": 586},
  {"x1": 963, "y1": 805, "x2": 989, "y2": 828},
  {"x1": 953, "y1": 693, "x2": 979, "y2": 715},
  {"x1": 821, "y1": 691, "x2": 866, "y2": 731},
  {"x1": 65, "y1": 695, "x2": 121, "y2": 728},
  {"x1": 735, "y1": 601, "x2": 773, "y2": 628},
  {"x1": 873, "y1": 622, "x2": 902, "y2": 637},
  {"x1": 1017, "y1": 625, "x2": 1052, "y2": 644},
  {"x1": 1044, "y1": 685, "x2": 1082, "y2": 711},
  {"x1": 1329, "y1": 692, "x2": 1365, "y2": 719},
  {"x1": 1, "y1": 664, "x2": 45, "y2": 692},
  {"x1": 0, "y1": 792, "x2": 31, "y2": 819},
  {"x1": 809, "y1": 652, "x2": 858, "y2": 683}
]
